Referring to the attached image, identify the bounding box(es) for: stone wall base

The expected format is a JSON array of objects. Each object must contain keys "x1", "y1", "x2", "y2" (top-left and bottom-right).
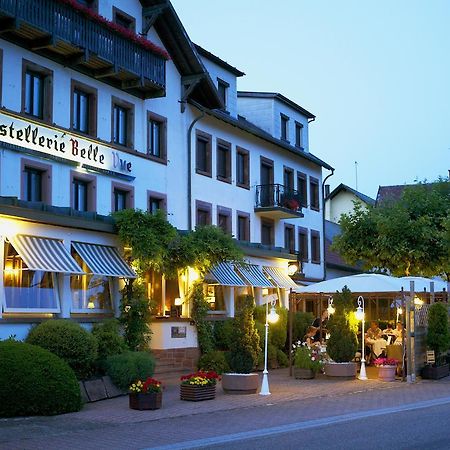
[{"x1": 153, "y1": 347, "x2": 200, "y2": 373}]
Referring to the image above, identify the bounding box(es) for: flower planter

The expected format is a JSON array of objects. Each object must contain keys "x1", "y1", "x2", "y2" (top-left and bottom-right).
[
  {"x1": 293, "y1": 368, "x2": 315, "y2": 379},
  {"x1": 422, "y1": 364, "x2": 450, "y2": 380},
  {"x1": 129, "y1": 392, "x2": 162, "y2": 410},
  {"x1": 222, "y1": 373, "x2": 259, "y2": 394},
  {"x1": 180, "y1": 384, "x2": 216, "y2": 401},
  {"x1": 377, "y1": 365, "x2": 396, "y2": 382},
  {"x1": 324, "y1": 362, "x2": 357, "y2": 378}
]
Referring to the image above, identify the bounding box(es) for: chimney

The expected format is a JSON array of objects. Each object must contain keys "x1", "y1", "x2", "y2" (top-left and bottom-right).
[{"x1": 324, "y1": 184, "x2": 330, "y2": 198}]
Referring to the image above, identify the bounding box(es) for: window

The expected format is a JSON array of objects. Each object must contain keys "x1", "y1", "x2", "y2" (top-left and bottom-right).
[
  {"x1": 297, "y1": 172, "x2": 307, "y2": 207},
  {"x1": 111, "y1": 182, "x2": 134, "y2": 212},
  {"x1": 0, "y1": 49, "x2": 3, "y2": 105},
  {"x1": 22, "y1": 60, "x2": 53, "y2": 122},
  {"x1": 298, "y1": 227, "x2": 309, "y2": 262},
  {"x1": 217, "y1": 78, "x2": 229, "y2": 110},
  {"x1": 311, "y1": 230, "x2": 321, "y2": 264},
  {"x1": 217, "y1": 206, "x2": 232, "y2": 235},
  {"x1": 148, "y1": 191, "x2": 167, "y2": 215},
  {"x1": 112, "y1": 97, "x2": 134, "y2": 148},
  {"x1": 236, "y1": 147, "x2": 249, "y2": 189},
  {"x1": 147, "y1": 112, "x2": 167, "y2": 161},
  {"x1": 295, "y1": 122, "x2": 303, "y2": 148},
  {"x1": 71, "y1": 171, "x2": 96, "y2": 212},
  {"x1": 70, "y1": 250, "x2": 111, "y2": 311},
  {"x1": 261, "y1": 219, "x2": 274, "y2": 246},
  {"x1": 196, "y1": 131, "x2": 212, "y2": 176},
  {"x1": 260, "y1": 157, "x2": 274, "y2": 207},
  {"x1": 71, "y1": 80, "x2": 97, "y2": 136},
  {"x1": 113, "y1": 7, "x2": 136, "y2": 31},
  {"x1": 3, "y1": 242, "x2": 58, "y2": 311},
  {"x1": 280, "y1": 114, "x2": 289, "y2": 141},
  {"x1": 217, "y1": 139, "x2": 231, "y2": 183},
  {"x1": 237, "y1": 212, "x2": 250, "y2": 241},
  {"x1": 196, "y1": 200, "x2": 212, "y2": 227},
  {"x1": 21, "y1": 159, "x2": 51, "y2": 203},
  {"x1": 284, "y1": 167, "x2": 294, "y2": 191},
  {"x1": 207, "y1": 285, "x2": 226, "y2": 311},
  {"x1": 310, "y1": 177, "x2": 320, "y2": 211},
  {"x1": 284, "y1": 225, "x2": 295, "y2": 253}
]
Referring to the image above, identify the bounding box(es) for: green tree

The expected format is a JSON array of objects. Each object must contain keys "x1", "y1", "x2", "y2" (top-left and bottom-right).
[
  {"x1": 190, "y1": 282, "x2": 214, "y2": 354},
  {"x1": 427, "y1": 302, "x2": 450, "y2": 366},
  {"x1": 332, "y1": 178, "x2": 450, "y2": 279}
]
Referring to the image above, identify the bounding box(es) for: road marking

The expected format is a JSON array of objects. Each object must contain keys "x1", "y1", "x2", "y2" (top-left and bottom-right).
[{"x1": 145, "y1": 395, "x2": 450, "y2": 450}]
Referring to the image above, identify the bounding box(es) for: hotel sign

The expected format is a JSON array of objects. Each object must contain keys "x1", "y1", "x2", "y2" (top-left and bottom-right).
[{"x1": 0, "y1": 111, "x2": 133, "y2": 175}]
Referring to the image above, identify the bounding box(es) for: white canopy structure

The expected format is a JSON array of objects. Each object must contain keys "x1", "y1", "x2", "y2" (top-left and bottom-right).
[{"x1": 294, "y1": 273, "x2": 448, "y2": 294}]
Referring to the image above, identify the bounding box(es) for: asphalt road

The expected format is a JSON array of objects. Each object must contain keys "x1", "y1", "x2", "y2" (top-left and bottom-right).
[{"x1": 150, "y1": 397, "x2": 450, "y2": 450}]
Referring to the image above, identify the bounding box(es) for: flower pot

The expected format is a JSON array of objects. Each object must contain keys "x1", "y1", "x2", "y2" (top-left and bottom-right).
[
  {"x1": 293, "y1": 368, "x2": 315, "y2": 379},
  {"x1": 221, "y1": 373, "x2": 259, "y2": 394},
  {"x1": 324, "y1": 362, "x2": 357, "y2": 378},
  {"x1": 129, "y1": 392, "x2": 162, "y2": 410},
  {"x1": 422, "y1": 364, "x2": 450, "y2": 380},
  {"x1": 180, "y1": 384, "x2": 216, "y2": 401},
  {"x1": 378, "y1": 365, "x2": 396, "y2": 382}
]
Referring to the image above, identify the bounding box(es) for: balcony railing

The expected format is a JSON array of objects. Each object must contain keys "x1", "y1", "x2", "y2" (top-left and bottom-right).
[
  {"x1": 255, "y1": 184, "x2": 303, "y2": 219},
  {"x1": 0, "y1": 0, "x2": 165, "y2": 95}
]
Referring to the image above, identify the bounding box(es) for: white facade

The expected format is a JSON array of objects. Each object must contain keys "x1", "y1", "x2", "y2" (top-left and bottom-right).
[{"x1": 0, "y1": 0, "x2": 332, "y2": 344}]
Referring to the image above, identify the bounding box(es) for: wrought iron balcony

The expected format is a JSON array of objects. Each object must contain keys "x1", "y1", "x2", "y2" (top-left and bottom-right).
[
  {"x1": 0, "y1": 0, "x2": 166, "y2": 98},
  {"x1": 255, "y1": 184, "x2": 304, "y2": 219}
]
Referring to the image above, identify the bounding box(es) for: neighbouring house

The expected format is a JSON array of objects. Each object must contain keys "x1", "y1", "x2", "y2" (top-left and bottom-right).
[{"x1": 0, "y1": 0, "x2": 333, "y2": 369}]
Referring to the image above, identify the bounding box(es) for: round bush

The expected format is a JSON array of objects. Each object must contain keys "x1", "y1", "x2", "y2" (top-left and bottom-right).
[
  {"x1": 198, "y1": 350, "x2": 230, "y2": 374},
  {"x1": 92, "y1": 319, "x2": 127, "y2": 372},
  {"x1": 26, "y1": 320, "x2": 98, "y2": 379},
  {"x1": 0, "y1": 340, "x2": 82, "y2": 417},
  {"x1": 105, "y1": 351, "x2": 155, "y2": 390}
]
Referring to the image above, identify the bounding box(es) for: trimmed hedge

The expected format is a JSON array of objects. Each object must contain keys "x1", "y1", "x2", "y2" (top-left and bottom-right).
[
  {"x1": 105, "y1": 351, "x2": 155, "y2": 390},
  {"x1": 26, "y1": 320, "x2": 98, "y2": 379},
  {"x1": 0, "y1": 340, "x2": 82, "y2": 417}
]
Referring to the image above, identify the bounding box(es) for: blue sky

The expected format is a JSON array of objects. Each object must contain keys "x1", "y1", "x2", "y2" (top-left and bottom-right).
[{"x1": 171, "y1": 0, "x2": 450, "y2": 198}]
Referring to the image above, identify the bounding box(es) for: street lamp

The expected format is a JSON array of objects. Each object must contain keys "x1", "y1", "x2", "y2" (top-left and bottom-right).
[
  {"x1": 260, "y1": 299, "x2": 279, "y2": 396},
  {"x1": 355, "y1": 295, "x2": 368, "y2": 381},
  {"x1": 288, "y1": 252, "x2": 304, "y2": 278}
]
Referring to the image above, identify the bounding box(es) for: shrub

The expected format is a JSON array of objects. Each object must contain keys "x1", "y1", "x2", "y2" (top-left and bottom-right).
[
  {"x1": 105, "y1": 351, "x2": 155, "y2": 390},
  {"x1": 326, "y1": 287, "x2": 358, "y2": 363},
  {"x1": 198, "y1": 350, "x2": 230, "y2": 374},
  {"x1": 427, "y1": 302, "x2": 450, "y2": 366},
  {"x1": 92, "y1": 319, "x2": 127, "y2": 373},
  {"x1": 228, "y1": 295, "x2": 260, "y2": 373},
  {"x1": 190, "y1": 282, "x2": 214, "y2": 354},
  {"x1": 277, "y1": 349, "x2": 289, "y2": 367},
  {"x1": 293, "y1": 344, "x2": 323, "y2": 373},
  {"x1": 0, "y1": 341, "x2": 82, "y2": 417},
  {"x1": 292, "y1": 312, "x2": 315, "y2": 345},
  {"x1": 26, "y1": 320, "x2": 98, "y2": 379},
  {"x1": 213, "y1": 319, "x2": 235, "y2": 350}
]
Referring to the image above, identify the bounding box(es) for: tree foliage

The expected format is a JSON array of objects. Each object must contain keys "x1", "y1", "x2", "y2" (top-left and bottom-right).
[
  {"x1": 190, "y1": 282, "x2": 214, "y2": 354},
  {"x1": 427, "y1": 302, "x2": 450, "y2": 365},
  {"x1": 332, "y1": 178, "x2": 450, "y2": 279}
]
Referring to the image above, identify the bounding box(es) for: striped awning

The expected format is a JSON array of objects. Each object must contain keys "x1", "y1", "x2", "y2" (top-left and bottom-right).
[
  {"x1": 9, "y1": 234, "x2": 84, "y2": 274},
  {"x1": 263, "y1": 266, "x2": 298, "y2": 289},
  {"x1": 204, "y1": 262, "x2": 246, "y2": 287},
  {"x1": 235, "y1": 264, "x2": 273, "y2": 288},
  {"x1": 72, "y1": 242, "x2": 136, "y2": 278}
]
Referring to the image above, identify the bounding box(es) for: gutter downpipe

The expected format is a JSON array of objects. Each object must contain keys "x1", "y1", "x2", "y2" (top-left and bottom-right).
[
  {"x1": 321, "y1": 168, "x2": 335, "y2": 281},
  {"x1": 187, "y1": 109, "x2": 205, "y2": 231}
]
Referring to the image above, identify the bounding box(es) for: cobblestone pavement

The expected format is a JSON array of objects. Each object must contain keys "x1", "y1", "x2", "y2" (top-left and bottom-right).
[{"x1": 1, "y1": 368, "x2": 450, "y2": 449}]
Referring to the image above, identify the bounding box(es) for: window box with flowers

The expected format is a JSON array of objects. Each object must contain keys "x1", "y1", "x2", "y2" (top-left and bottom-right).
[
  {"x1": 129, "y1": 377, "x2": 163, "y2": 410},
  {"x1": 373, "y1": 358, "x2": 398, "y2": 382},
  {"x1": 292, "y1": 342, "x2": 324, "y2": 379},
  {"x1": 180, "y1": 371, "x2": 220, "y2": 401}
]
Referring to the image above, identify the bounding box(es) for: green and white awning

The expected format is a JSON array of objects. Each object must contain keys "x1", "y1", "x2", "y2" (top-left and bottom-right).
[
  {"x1": 204, "y1": 262, "x2": 246, "y2": 287},
  {"x1": 235, "y1": 263, "x2": 273, "y2": 288},
  {"x1": 263, "y1": 266, "x2": 298, "y2": 289}
]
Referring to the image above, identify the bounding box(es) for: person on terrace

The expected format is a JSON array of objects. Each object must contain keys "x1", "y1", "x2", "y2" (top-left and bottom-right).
[{"x1": 303, "y1": 326, "x2": 320, "y2": 348}]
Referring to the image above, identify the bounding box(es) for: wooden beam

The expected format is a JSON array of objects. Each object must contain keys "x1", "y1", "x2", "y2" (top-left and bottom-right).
[
  {"x1": 180, "y1": 74, "x2": 204, "y2": 112},
  {"x1": 30, "y1": 35, "x2": 55, "y2": 51},
  {"x1": 94, "y1": 65, "x2": 119, "y2": 79},
  {"x1": 142, "y1": 5, "x2": 167, "y2": 35},
  {"x1": 65, "y1": 49, "x2": 90, "y2": 67},
  {"x1": 121, "y1": 77, "x2": 144, "y2": 90},
  {"x1": 0, "y1": 17, "x2": 17, "y2": 34}
]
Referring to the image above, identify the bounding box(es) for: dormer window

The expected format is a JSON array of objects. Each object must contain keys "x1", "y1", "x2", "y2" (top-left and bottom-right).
[
  {"x1": 113, "y1": 7, "x2": 136, "y2": 31},
  {"x1": 295, "y1": 121, "x2": 303, "y2": 148},
  {"x1": 280, "y1": 114, "x2": 289, "y2": 141},
  {"x1": 217, "y1": 78, "x2": 229, "y2": 110}
]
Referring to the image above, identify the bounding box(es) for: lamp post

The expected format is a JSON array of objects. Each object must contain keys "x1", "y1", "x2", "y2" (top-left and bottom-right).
[
  {"x1": 355, "y1": 295, "x2": 368, "y2": 381},
  {"x1": 260, "y1": 299, "x2": 279, "y2": 396}
]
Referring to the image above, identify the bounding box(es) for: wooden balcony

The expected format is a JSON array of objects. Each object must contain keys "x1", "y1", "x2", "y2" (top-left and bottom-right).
[
  {"x1": 255, "y1": 184, "x2": 304, "y2": 219},
  {"x1": 0, "y1": 0, "x2": 166, "y2": 98}
]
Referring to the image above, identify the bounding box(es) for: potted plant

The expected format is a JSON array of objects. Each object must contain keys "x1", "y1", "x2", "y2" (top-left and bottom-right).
[
  {"x1": 129, "y1": 377, "x2": 162, "y2": 410},
  {"x1": 222, "y1": 295, "x2": 261, "y2": 394},
  {"x1": 324, "y1": 287, "x2": 358, "y2": 377},
  {"x1": 292, "y1": 342, "x2": 323, "y2": 379},
  {"x1": 180, "y1": 371, "x2": 220, "y2": 401},
  {"x1": 373, "y1": 357, "x2": 398, "y2": 381},
  {"x1": 422, "y1": 302, "x2": 450, "y2": 379}
]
